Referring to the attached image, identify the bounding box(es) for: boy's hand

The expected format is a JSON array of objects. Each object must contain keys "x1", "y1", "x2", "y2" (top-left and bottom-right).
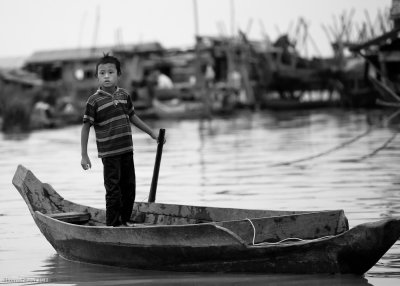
[
  {"x1": 150, "y1": 131, "x2": 158, "y2": 141},
  {"x1": 151, "y1": 131, "x2": 166, "y2": 144},
  {"x1": 81, "y1": 155, "x2": 92, "y2": 170}
]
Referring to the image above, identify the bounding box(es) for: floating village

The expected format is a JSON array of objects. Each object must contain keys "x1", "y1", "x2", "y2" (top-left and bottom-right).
[
  {"x1": 3, "y1": 2, "x2": 400, "y2": 279},
  {"x1": 1, "y1": 2, "x2": 400, "y2": 133}
]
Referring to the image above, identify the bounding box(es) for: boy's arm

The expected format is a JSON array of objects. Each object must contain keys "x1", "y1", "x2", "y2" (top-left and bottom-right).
[
  {"x1": 130, "y1": 114, "x2": 158, "y2": 141},
  {"x1": 81, "y1": 122, "x2": 92, "y2": 170}
]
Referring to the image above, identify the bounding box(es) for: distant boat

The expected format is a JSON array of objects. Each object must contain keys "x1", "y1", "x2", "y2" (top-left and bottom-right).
[
  {"x1": 13, "y1": 165, "x2": 400, "y2": 274},
  {"x1": 260, "y1": 98, "x2": 336, "y2": 110},
  {"x1": 151, "y1": 97, "x2": 234, "y2": 119},
  {"x1": 151, "y1": 98, "x2": 206, "y2": 119}
]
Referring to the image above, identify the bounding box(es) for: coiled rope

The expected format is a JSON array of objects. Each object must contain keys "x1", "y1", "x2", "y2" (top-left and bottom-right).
[{"x1": 246, "y1": 218, "x2": 334, "y2": 246}]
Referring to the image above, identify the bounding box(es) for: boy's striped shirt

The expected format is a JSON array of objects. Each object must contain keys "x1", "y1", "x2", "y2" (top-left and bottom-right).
[{"x1": 83, "y1": 87, "x2": 135, "y2": 158}]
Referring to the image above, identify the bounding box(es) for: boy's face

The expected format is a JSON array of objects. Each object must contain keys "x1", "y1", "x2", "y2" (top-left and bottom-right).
[{"x1": 97, "y1": 63, "x2": 119, "y2": 89}]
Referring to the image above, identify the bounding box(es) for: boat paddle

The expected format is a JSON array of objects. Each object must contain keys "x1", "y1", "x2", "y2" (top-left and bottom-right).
[{"x1": 148, "y1": 129, "x2": 166, "y2": 203}]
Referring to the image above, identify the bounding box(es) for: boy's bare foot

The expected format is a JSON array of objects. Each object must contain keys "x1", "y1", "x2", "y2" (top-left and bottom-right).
[{"x1": 121, "y1": 221, "x2": 135, "y2": 227}]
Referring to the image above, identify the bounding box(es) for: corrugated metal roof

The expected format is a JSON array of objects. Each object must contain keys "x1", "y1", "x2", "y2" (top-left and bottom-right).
[{"x1": 25, "y1": 42, "x2": 164, "y2": 64}]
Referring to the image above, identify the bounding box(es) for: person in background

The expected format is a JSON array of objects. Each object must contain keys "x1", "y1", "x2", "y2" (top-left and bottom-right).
[
  {"x1": 154, "y1": 69, "x2": 174, "y2": 89},
  {"x1": 80, "y1": 53, "x2": 162, "y2": 227}
]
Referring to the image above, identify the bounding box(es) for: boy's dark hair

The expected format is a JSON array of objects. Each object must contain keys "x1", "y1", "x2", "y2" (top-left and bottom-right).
[{"x1": 95, "y1": 53, "x2": 122, "y2": 76}]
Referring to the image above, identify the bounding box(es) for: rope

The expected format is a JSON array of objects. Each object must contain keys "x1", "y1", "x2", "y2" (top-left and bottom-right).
[
  {"x1": 385, "y1": 109, "x2": 400, "y2": 128},
  {"x1": 246, "y1": 218, "x2": 334, "y2": 246},
  {"x1": 346, "y1": 131, "x2": 398, "y2": 162},
  {"x1": 270, "y1": 127, "x2": 373, "y2": 167}
]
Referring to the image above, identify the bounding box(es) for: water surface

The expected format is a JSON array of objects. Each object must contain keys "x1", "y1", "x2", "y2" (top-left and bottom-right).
[{"x1": 0, "y1": 108, "x2": 399, "y2": 285}]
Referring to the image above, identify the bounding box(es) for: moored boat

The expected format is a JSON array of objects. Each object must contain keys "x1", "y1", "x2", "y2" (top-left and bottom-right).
[
  {"x1": 12, "y1": 165, "x2": 400, "y2": 274},
  {"x1": 151, "y1": 98, "x2": 206, "y2": 119}
]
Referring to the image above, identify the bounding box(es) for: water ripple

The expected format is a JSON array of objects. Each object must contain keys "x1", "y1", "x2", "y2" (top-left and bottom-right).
[{"x1": 1, "y1": 109, "x2": 399, "y2": 283}]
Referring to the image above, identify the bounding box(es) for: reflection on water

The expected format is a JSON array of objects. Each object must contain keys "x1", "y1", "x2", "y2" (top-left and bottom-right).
[
  {"x1": 31, "y1": 255, "x2": 375, "y2": 286},
  {"x1": 0, "y1": 108, "x2": 399, "y2": 285}
]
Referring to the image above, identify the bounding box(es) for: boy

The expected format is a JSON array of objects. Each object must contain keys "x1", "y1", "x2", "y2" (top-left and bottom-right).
[{"x1": 81, "y1": 53, "x2": 160, "y2": 227}]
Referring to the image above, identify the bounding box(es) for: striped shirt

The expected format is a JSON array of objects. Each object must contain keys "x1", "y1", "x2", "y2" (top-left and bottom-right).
[{"x1": 83, "y1": 87, "x2": 135, "y2": 158}]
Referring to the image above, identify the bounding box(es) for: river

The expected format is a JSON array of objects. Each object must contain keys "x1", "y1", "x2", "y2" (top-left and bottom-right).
[{"x1": 0, "y1": 108, "x2": 399, "y2": 285}]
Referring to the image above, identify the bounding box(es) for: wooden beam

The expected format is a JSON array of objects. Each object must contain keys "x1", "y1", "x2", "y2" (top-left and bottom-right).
[
  {"x1": 48, "y1": 212, "x2": 91, "y2": 223},
  {"x1": 350, "y1": 26, "x2": 400, "y2": 52}
]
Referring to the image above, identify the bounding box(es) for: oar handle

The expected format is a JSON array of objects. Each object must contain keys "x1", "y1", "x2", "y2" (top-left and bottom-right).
[{"x1": 148, "y1": 129, "x2": 166, "y2": 203}]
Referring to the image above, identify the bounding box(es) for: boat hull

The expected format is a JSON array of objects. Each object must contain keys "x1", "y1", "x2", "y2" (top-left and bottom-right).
[
  {"x1": 33, "y1": 211, "x2": 400, "y2": 274},
  {"x1": 12, "y1": 165, "x2": 400, "y2": 274}
]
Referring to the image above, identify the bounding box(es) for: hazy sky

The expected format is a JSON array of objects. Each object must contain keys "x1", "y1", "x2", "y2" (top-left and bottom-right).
[{"x1": 0, "y1": 0, "x2": 391, "y2": 59}]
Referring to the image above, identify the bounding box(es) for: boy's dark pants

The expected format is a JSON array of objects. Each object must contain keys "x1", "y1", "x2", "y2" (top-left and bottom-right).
[{"x1": 102, "y1": 152, "x2": 136, "y2": 226}]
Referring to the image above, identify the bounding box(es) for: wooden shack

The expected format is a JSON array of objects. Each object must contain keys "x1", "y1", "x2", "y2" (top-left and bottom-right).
[{"x1": 23, "y1": 43, "x2": 165, "y2": 107}]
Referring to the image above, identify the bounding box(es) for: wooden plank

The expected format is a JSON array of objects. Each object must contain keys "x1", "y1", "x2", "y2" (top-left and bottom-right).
[
  {"x1": 134, "y1": 201, "x2": 315, "y2": 224},
  {"x1": 35, "y1": 211, "x2": 245, "y2": 247},
  {"x1": 215, "y1": 210, "x2": 348, "y2": 244},
  {"x1": 48, "y1": 212, "x2": 91, "y2": 223}
]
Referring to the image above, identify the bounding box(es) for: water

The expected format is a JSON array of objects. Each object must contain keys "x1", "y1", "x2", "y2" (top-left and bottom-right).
[{"x1": 0, "y1": 108, "x2": 399, "y2": 285}]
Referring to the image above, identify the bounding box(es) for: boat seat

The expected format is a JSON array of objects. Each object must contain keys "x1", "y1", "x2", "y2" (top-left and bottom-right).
[{"x1": 48, "y1": 212, "x2": 91, "y2": 224}]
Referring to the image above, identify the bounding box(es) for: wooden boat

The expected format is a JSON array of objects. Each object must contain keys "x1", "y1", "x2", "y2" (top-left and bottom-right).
[
  {"x1": 151, "y1": 96, "x2": 234, "y2": 119},
  {"x1": 260, "y1": 98, "x2": 335, "y2": 110},
  {"x1": 151, "y1": 98, "x2": 206, "y2": 119},
  {"x1": 12, "y1": 165, "x2": 400, "y2": 274}
]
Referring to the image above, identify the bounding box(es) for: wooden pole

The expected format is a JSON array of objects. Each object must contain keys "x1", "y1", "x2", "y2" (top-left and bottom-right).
[
  {"x1": 193, "y1": 0, "x2": 199, "y2": 37},
  {"x1": 148, "y1": 129, "x2": 166, "y2": 203},
  {"x1": 230, "y1": 0, "x2": 235, "y2": 37}
]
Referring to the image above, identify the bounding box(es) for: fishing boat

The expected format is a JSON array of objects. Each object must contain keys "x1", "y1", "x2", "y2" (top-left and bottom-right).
[{"x1": 12, "y1": 165, "x2": 400, "y2": 274}]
